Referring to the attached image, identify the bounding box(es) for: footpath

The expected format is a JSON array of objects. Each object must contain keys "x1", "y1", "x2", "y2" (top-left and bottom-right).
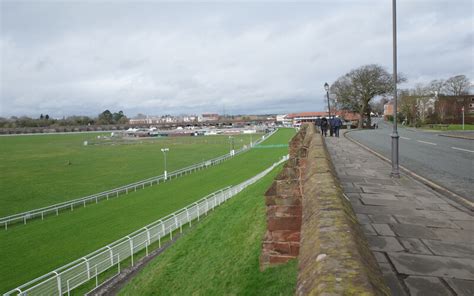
[{"x1": 325, "y1": 134, "x2": 474, "y2": 296}]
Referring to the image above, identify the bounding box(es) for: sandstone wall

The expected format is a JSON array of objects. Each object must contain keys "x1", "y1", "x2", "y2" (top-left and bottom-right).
[{"x1": 261, "y1": 124, "x2": 390, "y2": 295}]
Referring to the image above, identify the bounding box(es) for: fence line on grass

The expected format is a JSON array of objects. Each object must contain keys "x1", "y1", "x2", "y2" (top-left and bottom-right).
[
  {"x1": 3, "y1": 154, "x2": 289, "y2": 296},
  {"x1": 0, "y1": 129, "x2": 278, "y2": 229}
]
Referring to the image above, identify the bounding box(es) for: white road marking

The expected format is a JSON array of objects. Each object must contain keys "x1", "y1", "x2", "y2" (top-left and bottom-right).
[
  {"x1": 417, "y1": 140, "x2": 437, "y2": 146},
  {"x1": 451, "y1": 146, "x2": 474, "y2": 153},
  {"x1": 400, "y1": 137, "x2": 411, "y2": 140}
]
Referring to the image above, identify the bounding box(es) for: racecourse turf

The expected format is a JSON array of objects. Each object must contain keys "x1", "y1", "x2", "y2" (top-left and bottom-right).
[
  {"x1": 0, "y1": 132, "x2": 258, "y2": 216},
  {"x1": 119, "y1": 163, "x2": 298, "y2": 296},
  {"x1": 0, "y1": 128, "x2": 295, "y2": 293}
]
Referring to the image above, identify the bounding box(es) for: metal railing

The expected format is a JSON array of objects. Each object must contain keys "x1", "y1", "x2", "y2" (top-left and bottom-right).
[
  {"x1": 0, "y1": 129, "x2": 278, "y2": 229},
  {"x1": 4, "y1": 154, "x2": 289, "y2": 296}
]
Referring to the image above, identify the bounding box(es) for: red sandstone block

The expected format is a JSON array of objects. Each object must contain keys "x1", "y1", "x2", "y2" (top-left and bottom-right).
[
  {"x1": 272, "y1": 242, "x2": 291, "y2": 254},
  {"x1": 269, "y1": 255, "x2": 296, "y2": 265},
  {"x1": 265, "y1": 196, "x2": 302, "y2": 206},
  {"x1": 264, "y1": 230, "x2": 300, "y2": 242},
  {"x1": 289, "y1": 242, "x2": 300, "y2": 256},
  {"x1": 268, "y1": 216, "x2": 302, "y2": 231},
  {"x1": 268, "y1": 205, "x2": 302, "y2": 217}
]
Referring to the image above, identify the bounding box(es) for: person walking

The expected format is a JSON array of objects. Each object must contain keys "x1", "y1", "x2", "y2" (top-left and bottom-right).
[
  {"x1": 333, "y1": 116, "x2": 343, "y2": 137},
  {"x1": 320, "y1": 117, "x2": 328, "y2": 137},
  {"x1": 329, "y1": 116, "x2": 334, "y2": 137},
  {"x1": 315, "y1": 117, "x2": 322, "y2": 133}
]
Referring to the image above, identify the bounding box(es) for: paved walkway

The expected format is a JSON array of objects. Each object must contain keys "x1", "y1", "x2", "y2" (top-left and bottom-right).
[{"x1": 325, "y1": 134, "x2": 474, "y2": 296}]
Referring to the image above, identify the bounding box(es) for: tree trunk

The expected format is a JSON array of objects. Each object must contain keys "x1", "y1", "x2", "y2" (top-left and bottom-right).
[{"x1": 358, "y1": 105, "x2": 365, "y2": 129}]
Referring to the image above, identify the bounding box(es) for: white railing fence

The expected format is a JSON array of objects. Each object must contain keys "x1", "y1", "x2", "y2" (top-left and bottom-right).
[
  {"x1": 1, "y1": 129, "x2": 278, "y2": 229},
  {"x1": 4, "y1": 154, "x2": 289, "y2": 296}
]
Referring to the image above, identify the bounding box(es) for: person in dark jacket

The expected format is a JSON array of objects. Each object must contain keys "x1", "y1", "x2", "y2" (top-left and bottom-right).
[
  {"x1": 315, "y1": 118, "x2": 322, "y2": 133},
  {"x1": 328, "y1": 116, "x2": 334, "y2": 137},
  {"x1": 333, "y1": 116, "x2": 343, "y2": 137},
  {"x1": 320, "y1": 117, "x2": 328, "y2": 137}
]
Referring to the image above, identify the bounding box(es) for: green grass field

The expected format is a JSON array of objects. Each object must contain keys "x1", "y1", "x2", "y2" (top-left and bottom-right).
[
  {"x1": 421, "y1": 124, "x2": 474, "y2": 131},
  {"x1": 0, "y1": 128, "x2": 295, "y2": 293},
  {"x1": 0, "y1": 132, "x2": 258, "y2": 216},
  {"x1": 119, "y1": 163, "x2": 297, "y2": 296}
]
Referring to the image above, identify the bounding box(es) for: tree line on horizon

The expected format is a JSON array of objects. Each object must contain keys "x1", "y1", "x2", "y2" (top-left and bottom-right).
[{"x1": 0, "y1": 110, "x2": 128, "y2": 129}]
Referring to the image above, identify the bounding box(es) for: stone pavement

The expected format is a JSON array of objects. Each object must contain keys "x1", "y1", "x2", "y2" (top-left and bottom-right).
[{"x1": 325, "y1": 134, "x2": 474, "y2": 296}]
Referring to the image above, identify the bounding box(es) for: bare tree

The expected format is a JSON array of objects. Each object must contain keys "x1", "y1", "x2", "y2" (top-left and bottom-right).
[
  {"x1": 370, "y1": 97, "x2": 389, "y2": 116},
  {"x1": 427, "y1": 79, "x2": 445, "y2": 96},
  {"x1": 330, "y1": 64, "x2": 405, "y2": 128},
  {"x1": 444, "y1": 75, "x2": 470, "y2": 96}
]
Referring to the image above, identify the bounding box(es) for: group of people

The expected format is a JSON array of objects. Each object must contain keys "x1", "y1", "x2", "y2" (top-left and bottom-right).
[{"x1": 316, "y1": 116, "x2": 343, "y2": 137}]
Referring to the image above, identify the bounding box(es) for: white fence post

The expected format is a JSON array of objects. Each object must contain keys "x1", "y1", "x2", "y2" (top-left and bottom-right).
[
  {"x1": 53, "y1": 271, "x2": 62, "y2": 295},
  {"x1": 106, "y1": 246, "x2": 114, "y2": 266},
  {"x1": 186, "y1": 208, "x2": 191, "y2": 227},
  {"x1": 83, "y1": 257, "x2": 91, "y2": 280},
  {"x1": 127, "y1": 236, "x2": 134, "y2": 266}
]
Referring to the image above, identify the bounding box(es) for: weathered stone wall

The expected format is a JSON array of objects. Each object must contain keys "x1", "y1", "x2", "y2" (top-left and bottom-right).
[
  {"x1": 260, "y1": 125, "x2": 309, "y2": 268},
  {"x1": 260, "y1": 124, "x2": 390, "y2": 295}
]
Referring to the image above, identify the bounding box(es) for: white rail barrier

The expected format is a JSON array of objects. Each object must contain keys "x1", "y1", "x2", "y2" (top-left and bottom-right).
[
  {"x1": 4, "y1": 154, "x2": 289, "y2": 296},
  {"x1": 1, "y1": 129, "x2": 278, "y2": 229}
]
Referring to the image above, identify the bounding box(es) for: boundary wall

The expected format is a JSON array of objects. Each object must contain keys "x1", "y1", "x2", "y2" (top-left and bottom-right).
[{"x1": 261, "y1": 124, "x2": 390, "y2": 295}]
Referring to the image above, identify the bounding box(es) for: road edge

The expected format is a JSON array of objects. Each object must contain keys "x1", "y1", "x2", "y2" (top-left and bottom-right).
[
  {"x1": 344, "y1": 129, "x2": 473, "y2": 212},
  {"x1": 438, "y1": 134, "x2": 474, "y2": 141}
]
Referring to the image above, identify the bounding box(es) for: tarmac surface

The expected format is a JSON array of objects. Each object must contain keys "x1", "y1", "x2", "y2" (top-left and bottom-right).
[
  {"x1": 347, "y1": 120, "x2": 474, "y2": 202},
  {"x1": 325, "y1": 133, "x2": 474, "y2": 296}
]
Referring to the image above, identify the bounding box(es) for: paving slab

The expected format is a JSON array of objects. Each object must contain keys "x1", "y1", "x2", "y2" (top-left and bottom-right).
[
  {"x1": 325, "y1": 134, "x2": 474, "y2": 296},
  {"x1": 390, "y1": 223, "x2": 440, "y2": 240},
  {"x1": 444, "y1": 278, "x2": 474, "y2": 296},
  {"x1": 372, "y1": 224, "x2": 395, "y2": 236},
  {"x1": 388, "y1": 252, "x2": 474, "y2": 280},
  {"x1": 431, "y1": 228, "x2": 474, "y2": 243},
  {"x1": 394, "y1": 215, "x2": 461, "y2": 229},
  {"x1": 452, "y1": 220, "x2": 474, "y2": 231},
  {"x1": 422, "y1": 239, "x2": 474, "y2": 258},
  {"x1": 399, "y1": 238, "x2": 433, "y2": 255},
  {"x1": 404, "y1": 276, "x2": 452, "y2": 296},
  {"x1": 369, "y1": 214, "x2": 397, "y2": 224},
  {"x1": 366, "y1": 236, "x2": 404, "y2": 252}
]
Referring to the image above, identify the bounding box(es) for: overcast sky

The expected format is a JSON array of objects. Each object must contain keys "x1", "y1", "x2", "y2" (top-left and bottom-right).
[{"x1": 1, "y1": 0, "x2": 473, "y2": 118}]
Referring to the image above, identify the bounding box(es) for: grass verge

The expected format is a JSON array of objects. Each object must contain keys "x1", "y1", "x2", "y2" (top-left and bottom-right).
[
  {"x1": 118, "y1": 163, "x2": 297, "y2": 296},
  {"x1": 420, "y1": 124, "x2": 474, "y2": 131}
]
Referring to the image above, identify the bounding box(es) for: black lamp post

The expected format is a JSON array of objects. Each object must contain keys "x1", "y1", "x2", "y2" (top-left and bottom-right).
[{"x1": 324, "y1": 82, "x2": 331, "y2": 119}]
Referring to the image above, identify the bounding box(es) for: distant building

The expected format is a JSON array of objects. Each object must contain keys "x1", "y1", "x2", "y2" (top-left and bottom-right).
[
  {"x1": 286, "y1": 111, "x2": 360, "y2": 127},
  {"x1": 199, "y1": 113, "x2": 219, "y2": 122},
  {"x1": 435, "y1": 95, "x2": 474, "y2": 124},
  {"x1": 383, "y1": 102, "x2": 397, "y2": 119}
]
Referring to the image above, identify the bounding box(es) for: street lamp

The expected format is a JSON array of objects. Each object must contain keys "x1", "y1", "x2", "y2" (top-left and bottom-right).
[
  {"x1": 390, "y1": 0, "x2": 400, "y2": 178},
  {"x1": 324, "y1": 82, "x2": 331, "y2": 119},
  {"x1": 161, "y1": 148, "x2": 169, "y2": 180}
]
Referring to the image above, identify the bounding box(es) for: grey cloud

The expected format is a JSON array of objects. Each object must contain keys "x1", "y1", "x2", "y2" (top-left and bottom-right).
[{"x1": 0, "y1": 0, "x2": 473, "y2": 117}]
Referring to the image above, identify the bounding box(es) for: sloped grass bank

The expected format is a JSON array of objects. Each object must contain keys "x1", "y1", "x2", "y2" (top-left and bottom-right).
[{"x1": 119, "y1": 165, "x2": 297, "y2": 296}]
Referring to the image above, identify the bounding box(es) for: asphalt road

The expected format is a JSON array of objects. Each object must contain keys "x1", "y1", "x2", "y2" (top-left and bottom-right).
[{"x1": 346, "y1": 119, "x2": 474, "y2": 202}]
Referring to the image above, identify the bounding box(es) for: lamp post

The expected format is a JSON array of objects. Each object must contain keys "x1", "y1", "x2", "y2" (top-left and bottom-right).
[
  {"x1": 324, "y1": 82, "x2": 331, "y2": 119},
  {"x1": 390, "y1": 0, "x2": 400, "y2": 178},
  {"x1": 161, "y1": 148, "x2": 169, "y2": 180},
  {"x1": 228, "y1": 136, "x2": 235, "y2": 156}
]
